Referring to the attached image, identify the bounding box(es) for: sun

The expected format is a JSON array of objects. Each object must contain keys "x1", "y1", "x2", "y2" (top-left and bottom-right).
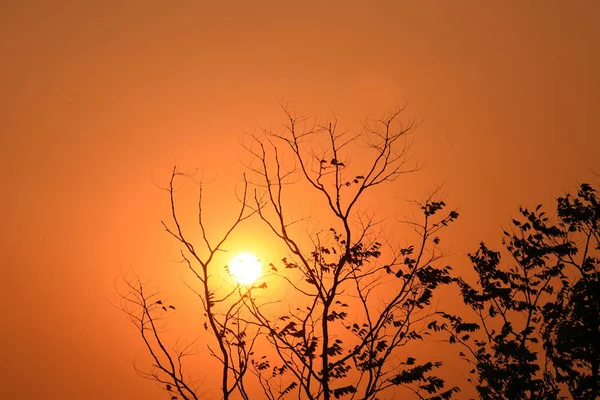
[{"x1": 229, "y1": 253, "x2": 262, "y2": 285}]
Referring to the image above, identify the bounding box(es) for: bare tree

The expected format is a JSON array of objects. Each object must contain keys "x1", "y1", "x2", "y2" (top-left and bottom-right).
[
  {"x1": 120, "y1": 166, "x2": 258, "y2": 400},
  {"x1": 119, "y1": 273, "x2": 202, "y2": 400},
  {"x1": 241, "y1": 106, "x2": 460, "y2": 400}
]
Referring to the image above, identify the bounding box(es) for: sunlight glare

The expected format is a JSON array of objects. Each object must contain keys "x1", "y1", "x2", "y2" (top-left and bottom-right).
[{"x1": 229, "y1": 253, "x2": 262, "y2": 285}]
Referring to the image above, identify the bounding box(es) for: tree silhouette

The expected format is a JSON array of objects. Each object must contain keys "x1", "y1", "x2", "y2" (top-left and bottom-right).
[
  {"x1": 241, "y1": 106, "x2": 460, "y2": 399},
  {"x1": 119, "y1": 167, "x2": 258, "y2": 400},
  {"x1": 438, "y1": 183, "x2": 599, "y2": 399},
  {"x1": 120, "y1": 107, "x2": 600, "y2": 399},
  {"x1": 542, "y1": 183, "x2": 600, "y2": 399},
  {"x1": 119, "y1": 273, "x2": 201, "y2": 400}
]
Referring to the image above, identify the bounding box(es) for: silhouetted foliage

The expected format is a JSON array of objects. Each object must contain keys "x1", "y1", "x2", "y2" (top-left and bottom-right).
[
  {"x1": 242, "y1": 106, "x2": 460, "y2": 400},
  {"x1": 542, "y1": 183, "x2": 600, "y2": 399},
  {"x1": 438, "y1": 183, "x2": 599, "y2": 399}
]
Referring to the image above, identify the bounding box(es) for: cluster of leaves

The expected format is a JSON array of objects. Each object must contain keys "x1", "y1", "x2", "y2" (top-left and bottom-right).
[
  {"x1": 542, "y1": 183, "x2": 600, "y2": 399},
  {"x1": 245, "y1": 199, "x2": 461, "y2": 400},
  {"x1": 439, "y1": 183, "x2": 599, "y2": 399},
  {"x1": 240, "y1": 107, "x2": 462, "y2": 400}
]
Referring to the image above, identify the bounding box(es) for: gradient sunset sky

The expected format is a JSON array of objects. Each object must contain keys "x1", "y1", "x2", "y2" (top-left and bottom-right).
[{"x1": 1, "y1": 1, "x2": 598, "y2": 399}]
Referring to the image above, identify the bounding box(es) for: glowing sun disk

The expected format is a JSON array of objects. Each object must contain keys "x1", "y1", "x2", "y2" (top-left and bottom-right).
[{"x1": 229, "y1": 253, "x2": 261, "y2": 285}]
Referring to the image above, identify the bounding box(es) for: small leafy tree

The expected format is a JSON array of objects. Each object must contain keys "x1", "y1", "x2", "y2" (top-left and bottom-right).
[
  {"x1": 439, "y1": 183, "x2": 599, "y2": 399},
  {"x1": 542, "y1": 183, "x2": 600, "y2": 399},
  {"x1": 242, "y1": 106, "x2": 460, "y2": 400}
]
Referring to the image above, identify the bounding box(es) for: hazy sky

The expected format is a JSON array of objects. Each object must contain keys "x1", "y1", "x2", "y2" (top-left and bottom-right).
[{"x1": 1, "y1": 1, "x2": 598, "y2": 399}]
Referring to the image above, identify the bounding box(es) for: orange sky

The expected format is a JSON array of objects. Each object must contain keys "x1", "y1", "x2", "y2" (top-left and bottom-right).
[{"x1": 1, "y1": 1, "x2": 598, "y2": 399}]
